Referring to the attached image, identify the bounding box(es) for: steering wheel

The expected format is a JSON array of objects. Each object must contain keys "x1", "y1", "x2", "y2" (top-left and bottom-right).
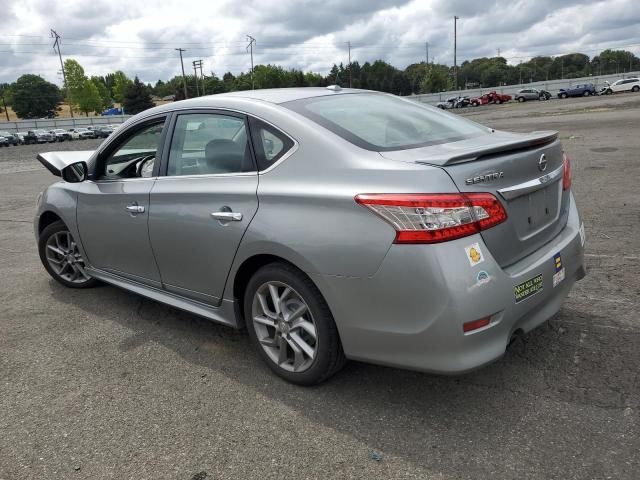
[{"x1": 136, "y1": 155, "x2": 156, "y2": 178}]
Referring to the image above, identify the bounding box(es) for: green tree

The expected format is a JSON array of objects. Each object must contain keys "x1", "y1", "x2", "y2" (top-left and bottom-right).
[
  {"x1": 91, "y1": 76, "x2": 112, "y2": 110},
  {"x1": 112, "y1": 71, "x2": 133, "y2": 103},
  {"x1": 10, "y1": 74, "x2": 62, "y2": 119},
  {"x1": 63, "y1": 58, "x2": 87, "y2": 113},
  {"x1": 420, "y1": 65, "x2": 450, "y2": 93},
  {"x1": 76, "y1": 79, "x2": 103, "y2": 116},
  {"x1": 123, "y1": 77, "x2": 155, "y2": 114}
]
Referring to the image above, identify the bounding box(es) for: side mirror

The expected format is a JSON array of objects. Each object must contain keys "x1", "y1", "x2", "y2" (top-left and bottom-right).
[{"x1": 61, "y1": 161, "x2": 88, "y2": 183}]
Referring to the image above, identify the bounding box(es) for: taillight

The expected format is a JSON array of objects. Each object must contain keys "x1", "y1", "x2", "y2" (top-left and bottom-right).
[
  {"x1": 562, "y1": 153, "x2": 571, "y2": 191},
  {"x1": 355, "y1": 193, "x2": 507, "y2": 244}
]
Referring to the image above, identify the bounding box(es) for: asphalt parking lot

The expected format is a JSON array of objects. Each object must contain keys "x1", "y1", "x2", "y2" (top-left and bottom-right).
[{"x1": 1, "y1": 94, "x2": 639, "y2": 479}]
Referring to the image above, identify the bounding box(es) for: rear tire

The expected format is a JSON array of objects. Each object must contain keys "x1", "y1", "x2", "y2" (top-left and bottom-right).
[
  {"x1": 244, "y1": 262, "x2": 346, "y2": 385},
  {"x1": 632, "y1": 85, "x2": 639, "y2": 92},
  {"x1": 38, "y1": 220, "x2": 99, "y2": 289}
]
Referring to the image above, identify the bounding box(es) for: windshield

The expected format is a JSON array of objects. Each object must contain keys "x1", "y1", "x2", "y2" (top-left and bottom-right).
[{"x1": 282, "y1": 93, "x2": 486, "y2": 151}]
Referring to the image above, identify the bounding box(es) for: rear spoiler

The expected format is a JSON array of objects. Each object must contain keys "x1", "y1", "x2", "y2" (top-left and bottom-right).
[
  {"x1": 442, "y1": 131, "x2": 558, "y2": 165},
  {"x1": 37, "y1": 151, "x2": 94, "y2": 177},
  {"x1": 416, "y1": 131, "x2": 558, "y2": 166}
]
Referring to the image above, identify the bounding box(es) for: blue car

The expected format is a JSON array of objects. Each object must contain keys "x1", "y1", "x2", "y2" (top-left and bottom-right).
[{"x1": 557, "y1": 84, "x2": 597, "y2": 98}]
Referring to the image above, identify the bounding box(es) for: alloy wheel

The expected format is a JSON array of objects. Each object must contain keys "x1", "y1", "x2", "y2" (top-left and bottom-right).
[
  {"x1": 251, "y1": 281, "x2": 317, "y2": 373},
  {"x1": 45, "y1": 231, "x2": 91, "y2": 284}
]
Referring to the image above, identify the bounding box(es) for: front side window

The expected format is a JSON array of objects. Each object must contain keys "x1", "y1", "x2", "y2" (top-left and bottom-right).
[
  {"x1": 102, "y1": 121, "x2": 165, "y2": 179},
  {"x1": 167, "y1": 113, "x2": 253, "y2": 176},
  {"x1": 282, "y1": 93, "x2": 486, "y2": 151}
]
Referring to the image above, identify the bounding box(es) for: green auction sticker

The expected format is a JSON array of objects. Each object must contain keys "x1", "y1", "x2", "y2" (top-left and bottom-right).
[{"x1": 514, "y1": 273, "x2": 544, "y2": 303}]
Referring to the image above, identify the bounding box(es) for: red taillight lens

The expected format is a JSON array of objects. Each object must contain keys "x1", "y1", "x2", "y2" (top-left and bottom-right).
[
  {"x1": 355, "y1": 192, "x2": 507, "y2": 244},
  {"x1": 562, "y1": 153, "x2": 571, "y2": 191},
  {"x1": 463, "y1": 317, "x2": 491, "y2": 333}
]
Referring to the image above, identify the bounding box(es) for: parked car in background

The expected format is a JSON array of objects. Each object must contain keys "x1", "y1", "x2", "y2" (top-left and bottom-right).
[
  {"x1": 514, "y1": 88, "x2": 552, "y2": 102},
  {"x1": 0, "y1": 131, "x2": 20, "y2": 146},
  {"x1": 557, "y1": 84, "x2": 597, "y2": 98},
  {"x1": 15, "y1": 132, "x2": 27, "y2": 144},
  {"x1": 50, "y1": 129, "x2": 72, "y2": 142},
  {"x1": 108, "y1": 124, "x2": 121, "y2": 130},
  {"x1": 602, "y1": 77, "x2": 640, "y2": 94},
  {"x1": 0, "y1": 136, "x2": 7, "y2": 147},
  {"x1": 68, "y1": 128, "x2": 94, "y2": 140},
  {"x1": 34, "y1": 87, "x2": 585, "y2": 385},
  {"x1": 471, "y1": 91, "x2": 512, "y2": 106},
  {"x1": 24, "y1": 130, "x2": 54, "y2": 144},
  {"x1": 437, "y1": 96, "x2": 471, "y2": 109},
  {"x1": 94, "y1": 126, "x2": 115, "y2": 138}
]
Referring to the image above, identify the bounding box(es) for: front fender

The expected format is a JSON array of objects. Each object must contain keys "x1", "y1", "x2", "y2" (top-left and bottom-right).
[{"x1": 35, "y1": 183, "x2": 85, "y2": 258}]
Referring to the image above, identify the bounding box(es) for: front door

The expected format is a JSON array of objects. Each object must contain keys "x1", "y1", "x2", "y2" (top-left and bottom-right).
[
  {"x1": 77, "y1": 119, "x2": 167, "y2": 286},
  {"x1": 149, "y1": 112, "x2": 259, "y2": 304}
]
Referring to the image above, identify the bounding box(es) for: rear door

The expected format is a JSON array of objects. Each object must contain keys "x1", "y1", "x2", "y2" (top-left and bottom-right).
[{"x1": 148, "y1": 111, "x2": 259, "y2": 305}]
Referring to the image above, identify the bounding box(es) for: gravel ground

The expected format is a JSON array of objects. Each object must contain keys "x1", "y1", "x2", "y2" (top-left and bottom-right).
[{"x1": 1, "y1": 94, "x2": 639, "y2": 480}]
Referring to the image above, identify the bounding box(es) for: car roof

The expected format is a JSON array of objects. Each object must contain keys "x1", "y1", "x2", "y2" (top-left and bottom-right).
[{"x1": 140, "y1": 87, "x2": 376, "y2": 117}]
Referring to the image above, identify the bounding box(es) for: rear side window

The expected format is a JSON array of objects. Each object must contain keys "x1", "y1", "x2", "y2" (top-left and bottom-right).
[
  {"x1": 248, "y1": 117, "x2": 294, "y2": 170},
  {"x1": 282, "y1": 93, "x2": 485, "y2": 151},
  {"x1": 167, "y1": 113, "x2": 254, "y2": 176}
]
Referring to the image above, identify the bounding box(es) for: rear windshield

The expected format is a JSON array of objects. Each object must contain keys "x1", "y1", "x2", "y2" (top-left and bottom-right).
[{"x1": 282, "y1": 93, "x2": 486, "y2": 151}]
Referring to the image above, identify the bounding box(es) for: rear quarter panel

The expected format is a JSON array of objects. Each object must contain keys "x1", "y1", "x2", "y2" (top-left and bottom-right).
[{"x1": 224, "y1": 113, "x2": 460, "y2": 298}]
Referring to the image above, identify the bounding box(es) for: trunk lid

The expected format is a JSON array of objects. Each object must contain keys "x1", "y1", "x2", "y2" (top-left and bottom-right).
[{"x1": 380, "y1": 131, "x2": 570, "y2": 267}]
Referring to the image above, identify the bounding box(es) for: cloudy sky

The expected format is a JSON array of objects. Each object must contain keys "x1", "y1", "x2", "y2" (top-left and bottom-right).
[{"x1": 1, "y1": 0, "x2": 639, "y2": 85}]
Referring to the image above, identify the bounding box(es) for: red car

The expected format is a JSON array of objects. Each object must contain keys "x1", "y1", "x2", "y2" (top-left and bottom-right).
[{"x1": 471, "y1": 91, "x2": 512, "y2": 106}]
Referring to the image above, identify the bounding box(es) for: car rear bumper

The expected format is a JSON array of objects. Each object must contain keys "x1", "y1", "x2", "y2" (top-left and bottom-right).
[{"x1": 310, "y1": 192, "x2": 585, "y2": 374}]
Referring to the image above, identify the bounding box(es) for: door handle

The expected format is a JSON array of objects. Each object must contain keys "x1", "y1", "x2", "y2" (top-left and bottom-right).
[
  {"x1": 125, "y1": 204, "x2": 145, "y2": 214},
  {"x1": 211, "y1": 211, "x2": 243, "y2": 222}
]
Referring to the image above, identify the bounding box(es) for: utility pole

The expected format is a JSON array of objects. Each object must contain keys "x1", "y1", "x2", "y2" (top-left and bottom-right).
[
  {"x1": 1, "y1": 95, "x2": 9, "y2": 121},
  {"x1": 425, "y1": 42, "x2": 429, "y2": 64},
  {"x1": 51, "y1": 29, "x2": 73, "y2": 118},
  {"x1": 198, "y1": 61, "x2": 205, "y2": 95},
  {"x1": 246, "y1": 35, "x2": 256, "y2": 90},
  {"x1": 192, "y1": 60, "x2": 202, "y2": 96},
  {"x1": 175, "y1": 48, "x2": 188, "y2": 99},
  {"x1": 497, "y1": 48, "x2": 500, "y2": 57},
  {"x1": 347, "y1": 41, "x2": 352, "y2": 88},
  {"x1": 453, "y1": 16, "x2": 459, "y2": 90}
]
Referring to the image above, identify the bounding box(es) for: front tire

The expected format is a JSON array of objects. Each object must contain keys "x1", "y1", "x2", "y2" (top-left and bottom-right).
[
  {"x1": 38, "y1": 220, "x2": 98, "y2": 288},
  {"x1": 518, "y1": 97, "x2": 525, "y2": 102},
  {"x1": 632, "y1": 85, "x2": 639, "y2": 92},
  {"x1": 244, "y1": 262, "x2": 346, "y2": 385}
]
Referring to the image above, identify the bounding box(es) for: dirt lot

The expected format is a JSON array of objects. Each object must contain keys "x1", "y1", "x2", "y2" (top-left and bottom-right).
[{"x1": 1, "y1": 94, "x2": 639, "y2": 479}]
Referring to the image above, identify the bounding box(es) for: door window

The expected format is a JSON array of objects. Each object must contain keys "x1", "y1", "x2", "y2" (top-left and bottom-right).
[
  {"x1": 248, "y1": 117, "x2": 295, "y2": 170},
  {"x1": 167, "y1": 114, "x2": 254, "y2": 176},
  {"x1": 101, "y1": 121, "x2": 165, "y2": 179}
]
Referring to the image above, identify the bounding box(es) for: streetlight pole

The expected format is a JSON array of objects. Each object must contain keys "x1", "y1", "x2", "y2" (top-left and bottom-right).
[{"x1": 453, "y1": 16, "x2": 459, "y2": 90}]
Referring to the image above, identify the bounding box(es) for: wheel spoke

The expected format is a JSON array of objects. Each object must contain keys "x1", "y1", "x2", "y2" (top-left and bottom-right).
[
  {"x1": 74, "y1": 263, "x2": 90, "y2": 280},
  {"x1": 254, "y1": 315, "x2": 276, "y2": 328},
  {"x1": 277, "y1": 336, "x2": 289, "y2": 365},
  {"x1": 287, "y1": 336, "x2": 306, "y2": 371},
  {"x1": 289, "y1": 332, "x2": 315, "y2": 360},
  {"x1": 257, "y1": 292, "x2": 277, "y2": 319},
  {"x1": 259, "y1": 334, "x2": 278, "y2": 348},
  {"x1": 285, "y1": 303, "x2": 307, "y2": 323},
  {"x1": 291, "y1": 320, "x2": 316, "y2": 340},
  {"x1": 47, "y1": 245, "x2": 65, "y2": 256},
  {"x1": 268, "y1": 284, "x2": 282, "y2": 315}
]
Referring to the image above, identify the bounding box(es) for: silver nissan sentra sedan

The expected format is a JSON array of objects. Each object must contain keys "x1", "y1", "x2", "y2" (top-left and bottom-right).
[{"x1": 34, "y1": 87, "x2": 586, "y2": 385}]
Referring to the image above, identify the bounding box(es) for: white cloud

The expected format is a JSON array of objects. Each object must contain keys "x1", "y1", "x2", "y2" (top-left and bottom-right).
[{"x1": 0, "y1": 0, "x2": 638, "y2": 84}]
